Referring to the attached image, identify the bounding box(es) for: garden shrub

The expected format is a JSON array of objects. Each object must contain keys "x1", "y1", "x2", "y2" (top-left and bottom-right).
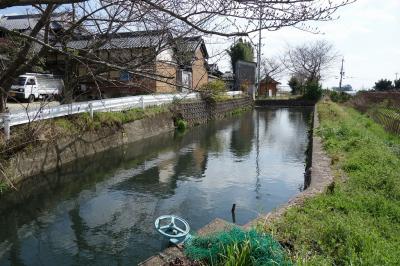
[{"x1": 200, "y1": 80, "x2": 229, "y2": 102}]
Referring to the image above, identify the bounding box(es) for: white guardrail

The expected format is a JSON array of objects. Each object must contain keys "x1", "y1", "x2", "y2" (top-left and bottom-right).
[{"x1": 0, "y1": 91, "x2": 243, "y2": 139}]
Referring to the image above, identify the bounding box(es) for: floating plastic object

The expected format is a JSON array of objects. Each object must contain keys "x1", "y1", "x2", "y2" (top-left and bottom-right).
[{"x1": 154, "y1": 215, "x2": 191, "y2": 244}]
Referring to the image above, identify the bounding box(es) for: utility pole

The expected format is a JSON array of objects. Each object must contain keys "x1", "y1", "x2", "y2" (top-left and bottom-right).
[
  {"x1": 395, "y1": 72, "x2": 399, "y2": 80},
  {"x1": 339, "y1": 57, "x2": 344, "y2": 90},
  {"x1": 256, "y1": 6, "x2": 262, "y2": 99}
]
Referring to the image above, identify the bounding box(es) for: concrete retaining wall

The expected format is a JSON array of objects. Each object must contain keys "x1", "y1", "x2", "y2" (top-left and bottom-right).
[
  {"x1": 7, "y1": 112, "x2": 175, "y2": 184},
  {"x1": 5, "y1": 97, "x2": 252, "y2": 185}
]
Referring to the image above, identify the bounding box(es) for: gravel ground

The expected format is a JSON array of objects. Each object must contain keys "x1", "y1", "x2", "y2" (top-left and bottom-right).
[{"x1": 6, "y1": 100, "x2": 61, "y2": 113}]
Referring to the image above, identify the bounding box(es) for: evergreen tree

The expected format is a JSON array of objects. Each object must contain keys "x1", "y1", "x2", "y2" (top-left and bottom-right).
[
  {"x1": 374, "y1": 79, "x2": 393, "y2": 91},
  {"x1": 394, "y1": 79, "x2": 400, "y2": 90},
  {"x1": 227, "y1": 38, "x2": 254, "y2": 73},
  {"x1": 288, "y1": 76, "x2": 302, "y2": 95}
]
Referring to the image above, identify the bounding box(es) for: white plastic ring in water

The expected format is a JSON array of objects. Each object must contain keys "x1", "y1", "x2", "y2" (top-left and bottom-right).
[{"x1": 154, "y1": 215, "x2": 190, "y2": 239}]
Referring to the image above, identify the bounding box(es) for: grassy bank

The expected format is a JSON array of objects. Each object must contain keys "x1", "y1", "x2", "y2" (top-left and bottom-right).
[
  {"x1": 265, "y1": 101, "x2": 400, "y2": 265},
  {"x1": 54, "y1": 105, "x2": 168, "y2": 132}
]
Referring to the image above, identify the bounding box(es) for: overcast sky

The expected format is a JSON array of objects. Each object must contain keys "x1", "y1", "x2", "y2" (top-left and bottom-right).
[
  {"x1": 1, "y1": 0, "x2": 399, "y2": 90},
  {"x1": 209, "y1": 0, "x2": 400, "y2": 90}
]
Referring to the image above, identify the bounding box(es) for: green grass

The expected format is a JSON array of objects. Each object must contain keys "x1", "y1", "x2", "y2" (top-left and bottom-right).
[
  {"x1": 0, "y1": 179, "x2": 8, "y2": 194},
  {"x1": 228, "y1": 106, "x2": 252, "y2": 117},
  {"x1": 184, "y1": 227, "x2": 291, "y2": 266},
  {"x1": 54, "y1": 105, "x2": 168, "y2": 132},
  {"x1": 264, "y1": 101, "x2": 400, "y2": 265},
  {"x1": 176, "y1": 119, "x2": 188, "y2": 132}
]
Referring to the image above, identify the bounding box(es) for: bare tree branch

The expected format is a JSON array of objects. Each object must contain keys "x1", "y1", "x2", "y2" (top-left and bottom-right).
[
  {"x1": 282, "y1": 40, "x2": 339, "y2": 83},
  {"x1": 0, "y1": 0, "x2": 85, "y2": 9}
]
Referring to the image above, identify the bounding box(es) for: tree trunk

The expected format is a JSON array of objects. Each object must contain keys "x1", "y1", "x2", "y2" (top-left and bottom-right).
[
  {"x1": 0, "y1": 90, "x2": 7, "y2": 113},
  {"x1": 63, "y1": 61, "x2": 73, "y2": 104}
]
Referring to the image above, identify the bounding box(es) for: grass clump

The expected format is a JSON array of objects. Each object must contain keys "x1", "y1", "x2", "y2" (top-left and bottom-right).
[
  {"x1": 176, "y1": 119, "x2": 188, "y2": 132},
  {"x1": 328, "y1": 90, "x2": 352, "y2": 103},
  {"x1": 0, "y1": 179, "x2": 8, "y2": 194},
  {"x1": 184, "y1": 227, "x2": 291, "y2": 265},
  {"x1": 231, "y1": 106, "x2": 251, "y2": 116},
  {"x1": 265, "y1": 101, "x2": 400, "y2": 265}
]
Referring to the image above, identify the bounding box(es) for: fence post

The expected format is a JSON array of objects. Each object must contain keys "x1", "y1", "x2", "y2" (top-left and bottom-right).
[
  {"x1": 89, "y1": 103, "x2": 94, "y2": 119},
  {"x1": 2, "y1": 112, "x2": 11, "y2": 140},
  {"x1": 140, "y1": 96, "x2": 145, "y2": 109}
]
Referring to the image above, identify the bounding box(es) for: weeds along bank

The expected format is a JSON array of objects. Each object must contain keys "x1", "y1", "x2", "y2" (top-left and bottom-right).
[
  {"x1": 0, "y1": 97, "x2": 252, "y2": 192},
  {"x1": 351, "y1": 91, "x2": 400, "y2": 135},
  {"x1": 264, "y1": 101, "x2": 400, "y2": 265}
]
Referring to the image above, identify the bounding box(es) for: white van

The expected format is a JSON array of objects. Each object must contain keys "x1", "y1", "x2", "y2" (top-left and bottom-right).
[{"x1": 9, "y1": 73, "x2": 64, "y2": 102}]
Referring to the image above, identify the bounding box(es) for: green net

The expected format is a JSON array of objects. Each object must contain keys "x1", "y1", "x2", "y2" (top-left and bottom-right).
[{"x1": 184, "y1": 227, "x2": 292, "y2": 265}]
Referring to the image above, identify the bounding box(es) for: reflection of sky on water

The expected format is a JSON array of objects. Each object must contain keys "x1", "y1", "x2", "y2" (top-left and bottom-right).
[{"x1": 0, "y1": 107, "x2": 312, "y2": 266}]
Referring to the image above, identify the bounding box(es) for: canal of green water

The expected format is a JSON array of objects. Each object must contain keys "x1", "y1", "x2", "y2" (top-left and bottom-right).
[{"x1": 0, "y1": 107, "x2": 313, "y2": 265}]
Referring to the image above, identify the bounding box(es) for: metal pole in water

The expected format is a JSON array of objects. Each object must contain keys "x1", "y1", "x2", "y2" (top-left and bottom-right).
[{"x1": 231, "y1": 203, "x2": 236, "y2": 223}]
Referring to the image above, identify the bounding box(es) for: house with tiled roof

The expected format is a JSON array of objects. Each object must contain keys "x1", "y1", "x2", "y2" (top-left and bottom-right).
[
  {"x1": 0, "y1": 12, "x2": 215, "y2": 98},
  {"x1": 174, "y1": 36, "x2": 209, "y2": 91},
  {"x1": 0, "y1": 13, "x2": 69, "y2": 74},
  {"x1": 47, "y1": 30, "x2": 179, "y2": 97},
  {"x1": 0, "y1": 13, "x2": 67, "y2": 40}
]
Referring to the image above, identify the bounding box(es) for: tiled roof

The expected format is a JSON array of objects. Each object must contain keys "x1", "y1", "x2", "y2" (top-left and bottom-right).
[
  {"x1": 0, "y1": 14, "x2": 64, "y2": 31},
  {"x1": 175, "y1": 36, "x2": 208, "y2": 58},
  {"x1": 65, "y1": 30, "x2": 170, "y2": 50},
  {"x1": 174, "y1": 36, "x2": 208, "y2": 67},
  {"x1": 0, "y1": 16, "x2": 34, "y2": 30}
]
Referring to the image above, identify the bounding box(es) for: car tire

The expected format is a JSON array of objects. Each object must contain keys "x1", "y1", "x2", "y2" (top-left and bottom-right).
[{"x1": 28, "y1": 94, "x2": 35, "y2": 103}]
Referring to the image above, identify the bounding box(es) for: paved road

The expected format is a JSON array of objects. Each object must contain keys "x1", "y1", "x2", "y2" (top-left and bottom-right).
[{"x1": 6, "y1": 101, "x2": 60, "y2": 113}]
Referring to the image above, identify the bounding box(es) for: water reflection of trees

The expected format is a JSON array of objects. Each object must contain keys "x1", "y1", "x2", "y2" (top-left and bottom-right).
[
  {"x1": 230, "y1": 111, "x2": 255, "y2": 158},
  {"x1": 0, "y1": 108, "x2": 314, "y2": 265},
  {"x1": 257, "y1": 107, "x2": 312, "y2": 162},
  {"x1": 0, "y1": 117, "x2": 238, "y2": 264}
]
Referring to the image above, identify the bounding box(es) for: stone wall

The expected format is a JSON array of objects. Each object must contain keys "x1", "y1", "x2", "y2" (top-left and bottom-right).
[{"x1": 173, "y1": 96, "x2": 253, "y2": 125}]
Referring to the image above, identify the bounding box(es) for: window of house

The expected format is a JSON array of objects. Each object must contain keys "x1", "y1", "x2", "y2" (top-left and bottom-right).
[{"x1": 120, "y1": 71, "x2": 132, "y2": 81}]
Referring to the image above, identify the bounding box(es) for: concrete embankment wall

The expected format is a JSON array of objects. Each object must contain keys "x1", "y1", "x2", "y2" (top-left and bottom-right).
[
  {"x1": 5, "y1": 97, "x2": 253, "y2": 185},
  {"x1": 7, "y1": 112, "x2": 175, "y2": 184}
]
